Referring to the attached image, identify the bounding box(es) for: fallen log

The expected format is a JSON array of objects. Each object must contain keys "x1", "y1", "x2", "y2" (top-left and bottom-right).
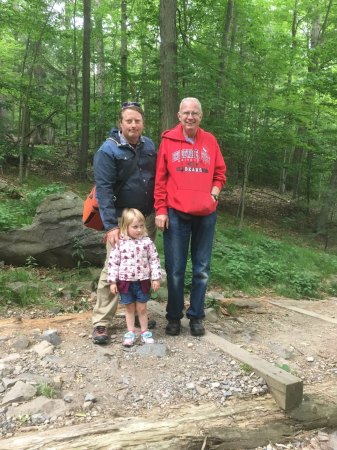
[{"x1": 1, "y1": 383, "x2": 336, "y2": 450}]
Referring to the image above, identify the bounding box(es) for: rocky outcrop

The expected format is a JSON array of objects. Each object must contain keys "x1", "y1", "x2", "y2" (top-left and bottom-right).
[{"x1": 0, "y1": 191, "x2": 105, "y2": 267}]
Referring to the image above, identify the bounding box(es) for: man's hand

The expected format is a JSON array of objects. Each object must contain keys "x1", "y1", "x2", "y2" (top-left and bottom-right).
[
  {"x1": 110, "y1": 283, "x2": 118, "y2": 294},
  {"x1": 155, "y1": 214, "x2": 169, "y2": 231},
  {"x1": 107, "y1": 228, "x2": 120, "y2": 247}
]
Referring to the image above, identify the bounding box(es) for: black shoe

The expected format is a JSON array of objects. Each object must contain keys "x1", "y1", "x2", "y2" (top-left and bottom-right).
[
  {"x1": 135, "y1": 317, "x2": 156, "y2": 329},
  {"x1": 165, "y1": 319, "x2": 181, "y2": 336},
  {"x1": 92, "y1": 326, "x2": 109, "y2": 344},
  {"x1": 148, "y1": 319, "x2": 156, "y2": 329},
  {"x1": 189, "y1": 318, "x2": 205, "y2": 336}
]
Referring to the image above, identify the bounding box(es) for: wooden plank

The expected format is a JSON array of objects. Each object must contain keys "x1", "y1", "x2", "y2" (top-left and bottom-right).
[
  {"x1": 1, "y1": 383, "x2": 337, "y2": 450},
  {"x1": 269, "y1": 301, "x2": 337, "y2": 324},
  {"x1": 204, "y1": 330, "x2": 303, "y2": 411}
]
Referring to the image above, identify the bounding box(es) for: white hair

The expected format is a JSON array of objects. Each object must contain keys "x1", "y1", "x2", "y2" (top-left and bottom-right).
[{"x1": 179, "y1": 97, "x2": 202, "y2": 113}]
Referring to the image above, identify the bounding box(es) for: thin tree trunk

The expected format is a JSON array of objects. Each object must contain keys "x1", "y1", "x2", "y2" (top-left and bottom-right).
[
  {"x1": 160, "y1": 0, "x2": 178, "y2": 131},
  {"x1": 120, "y1": 0, "x2": 128, "y2": 103},
  {"x1": 94, "y1": 0, "x2": 105, "y2": 145},
  {"x1": 316, "y1": 157, "x2": 337, "y2": 247},
  {"x1": 73, "y1": 0, "x2": 80, "y2": 146},
  {"x1": 280, "y1": 1, "x2": 297, "y2": 194},
  {"x1": 79, "y1": 0, "x2": 91, "y2": 179}
]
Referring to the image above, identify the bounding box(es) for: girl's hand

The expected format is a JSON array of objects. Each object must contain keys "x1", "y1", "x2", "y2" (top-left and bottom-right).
[
  {"x1": 152, "y1": 280, "x2": 160, "y2": 292},
  {"x1": 110, "y1": 283, "x2": 118, "y2": 294}
]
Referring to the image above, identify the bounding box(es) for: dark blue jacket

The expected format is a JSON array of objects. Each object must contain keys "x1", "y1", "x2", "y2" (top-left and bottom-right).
[{"x1": 94, "y1": 128, "x2": 157, "y2": 231}]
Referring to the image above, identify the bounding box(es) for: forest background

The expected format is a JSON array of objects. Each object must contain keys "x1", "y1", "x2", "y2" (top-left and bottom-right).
[{"x1": 0, "y1": 0, "x2": 337, "y2": 305}]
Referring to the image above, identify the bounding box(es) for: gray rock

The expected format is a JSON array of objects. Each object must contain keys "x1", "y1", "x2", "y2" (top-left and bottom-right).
[
  {"x1": 2, "y1": 381, "x2": 37, "y2": 405},
  {"x1": 2, "y1": 378, "x2": 18, "y2": 389},
  {"x1": 0, "y1": 191, "x2": 106, "y2": 267},
  {"x1": 12, "y1": 335, "x2": 30, "y2": 350},
  {"x1": 1, "y1": 354, "x2": 21, "y2": 364},
  {"x1": 6, "y1": 396, "x2": 68, "y2": 419},
  {"x1": 206, "y1": 291, "x2": 225, "y2": 301},
  {"x1": 135, "y1": 343, "x2": 169, "y2": 357},
  {"x1": 195, "y1": 385, "x2": 208, "y2": 396},
  {"x1": 84, "y1": 393, "x2": 97, "y2": 402},
  {"x1": 0, "y1": 362, "x2": 13, "y2": 377},
  {"x1": 63, "y1": 393, "x2": 74, "y2": 403},
  {"x1": 224, "y1": 298, "x2": 261, "y2": 309},
  {"x1": 31, "y1": 341, "x2": 54, "y2": 358},
  {"x1": 31, "y1": 413, "x2": 48, "y2": 424},
  {"x1": 42, "y1": 330, "x2": 61, "y2": 346},
  {"x1": 205, "y1": 308, "x2": 219, "y2": 323}
]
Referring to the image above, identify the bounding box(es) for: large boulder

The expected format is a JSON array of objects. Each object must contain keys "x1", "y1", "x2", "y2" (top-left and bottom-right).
[{"x1": 0, "y1": 191, "x2": 106, "y2": 268}]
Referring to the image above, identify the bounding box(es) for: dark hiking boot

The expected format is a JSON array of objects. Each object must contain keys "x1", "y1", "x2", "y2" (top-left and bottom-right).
[
  {"x1": 165, "y1": 319, "x2": 181, "y2": 336},
  {"x1": 135, "y1": 316, "x2": 156, "y2": 329},
  {"x1": 92, "y1": 326, "x2": 109, "y2": 344},
  {"x1": 189, "y1": 318, "x2": 205, "y2": 336}
]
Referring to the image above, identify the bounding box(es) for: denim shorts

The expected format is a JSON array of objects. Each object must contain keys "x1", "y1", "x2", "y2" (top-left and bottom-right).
[{"x1": 119, "y1": 281, "x2": 150, "y2": 305}]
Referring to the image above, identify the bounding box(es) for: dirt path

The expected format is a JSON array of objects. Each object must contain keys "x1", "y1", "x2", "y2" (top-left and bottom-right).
[{"x1": 1, "y1": 296, "x2": 337, "y2": 449}]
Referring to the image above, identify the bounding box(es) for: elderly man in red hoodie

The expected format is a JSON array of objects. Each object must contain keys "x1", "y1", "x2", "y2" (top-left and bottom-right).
[{"x1": 155, "y1": 97, "x2": 227, "y2": 337}]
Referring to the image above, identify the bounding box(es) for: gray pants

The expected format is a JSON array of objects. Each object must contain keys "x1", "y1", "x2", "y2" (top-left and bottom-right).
[{"x1": 92, "y1": 213, "x2": 157, "y2": 328}]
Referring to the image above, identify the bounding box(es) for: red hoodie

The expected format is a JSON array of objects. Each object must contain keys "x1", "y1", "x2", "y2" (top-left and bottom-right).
[{"x1": 154, "y1": 124, "x2": 226, "y2": 216}]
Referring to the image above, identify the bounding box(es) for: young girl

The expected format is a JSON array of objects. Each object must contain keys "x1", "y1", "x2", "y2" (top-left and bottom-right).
[{"x1": 107, "y1": 208, "x2": 161, "y2": 346}]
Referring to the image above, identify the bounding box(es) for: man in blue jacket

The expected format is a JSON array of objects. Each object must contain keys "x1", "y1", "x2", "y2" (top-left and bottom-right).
[{"x1": 92, "y1": 102, "x2": 157, "y2": 344}]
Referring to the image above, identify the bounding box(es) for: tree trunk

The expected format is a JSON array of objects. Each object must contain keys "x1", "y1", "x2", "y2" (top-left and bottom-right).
[
  {"x1": 120, "y1": 0, "x2": 128, "y2": 103},
  {"x1": 73, "y1": 0, "x2": 80, "y2": 149},
  {"x1": 217, "y1": 0, "x2": 234, "y2": 107},
  {"x1": 93, "y1": 0, "x2": 106, "y2": 146},
  {"x1": 316, "y1": 157, "x2": 337, "y2": 248},
  {"x1": 79, "y1": 0, "x2": 91, "y2": 179},
  {"x1": 160, "y1": 0, "x2": 178, "y2": 131}
]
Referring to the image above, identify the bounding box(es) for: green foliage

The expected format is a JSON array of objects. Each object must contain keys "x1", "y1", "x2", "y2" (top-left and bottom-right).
[
  {"x1": 36, "y1": 382, "x2": 58, "y2": 399},
  {"x1": 204, "y1": 297, "x2": 220, "y2": 312},
  {"x1": 0, "y1": 183, "x2": 66, "y2": 231},
  {"x1": 240, "y1": 363, "x2": 253, "y2": 373},
  {"x1": 0, "y1": 267, "x2": 42, "y2": 307},
  {"x1": 327, "y1": 281, "x2": 337, "y2": 296},
  {"x1": 25, "y1": 256, "x2": 38, "y2": 269},
  {"x1": 16, "y1": 415, "x2": 30, "y2": 424},
  {"x1": 277, "y1": 272, "x2": 321, "y2": 299},
  {"x1": 72, "y1": 237, "x2": 87, "y2": 270},
  {"x1": 225, "y1": 303, "x2": 237, "y2": 316},
  {"x1": 23, "y1": 184, "x2": 66, "y2": 215},
  {"x1": 210, "y1": 217, "x2": 337, "y2": 299},
  {"x1": 0, "y1": 265, "x2": 92, "y2": 311}
]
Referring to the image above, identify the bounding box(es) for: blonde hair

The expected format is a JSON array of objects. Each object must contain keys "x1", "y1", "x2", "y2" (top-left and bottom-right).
[{"x1": 120, "y1": 208, "x2": 148, "y2": 237}]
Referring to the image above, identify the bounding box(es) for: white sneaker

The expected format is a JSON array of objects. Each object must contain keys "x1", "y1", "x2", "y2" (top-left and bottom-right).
[
  {"x1": 141, "y1": 330, "x2": 154, "y2": 344},
  {"x1": 123, "y1": 331, "x2": 136, "y2": 346}
]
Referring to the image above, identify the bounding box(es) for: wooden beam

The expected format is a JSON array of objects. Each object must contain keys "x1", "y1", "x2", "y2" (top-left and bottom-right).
[
  {"x1": 269, "y1": 301, "x2": 337, "y2": 324},
  {"x1": 204, "y1": 330, "x2": 303, "y2": 411}
]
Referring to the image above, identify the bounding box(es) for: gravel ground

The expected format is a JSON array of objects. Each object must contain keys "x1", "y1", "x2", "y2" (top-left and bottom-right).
[
  {"x1": 1, "y1": 296, "x2": 337, "y2": 449},
  {"x1": 0, "y1": 305, "x2": 269, "y2": 439}
]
